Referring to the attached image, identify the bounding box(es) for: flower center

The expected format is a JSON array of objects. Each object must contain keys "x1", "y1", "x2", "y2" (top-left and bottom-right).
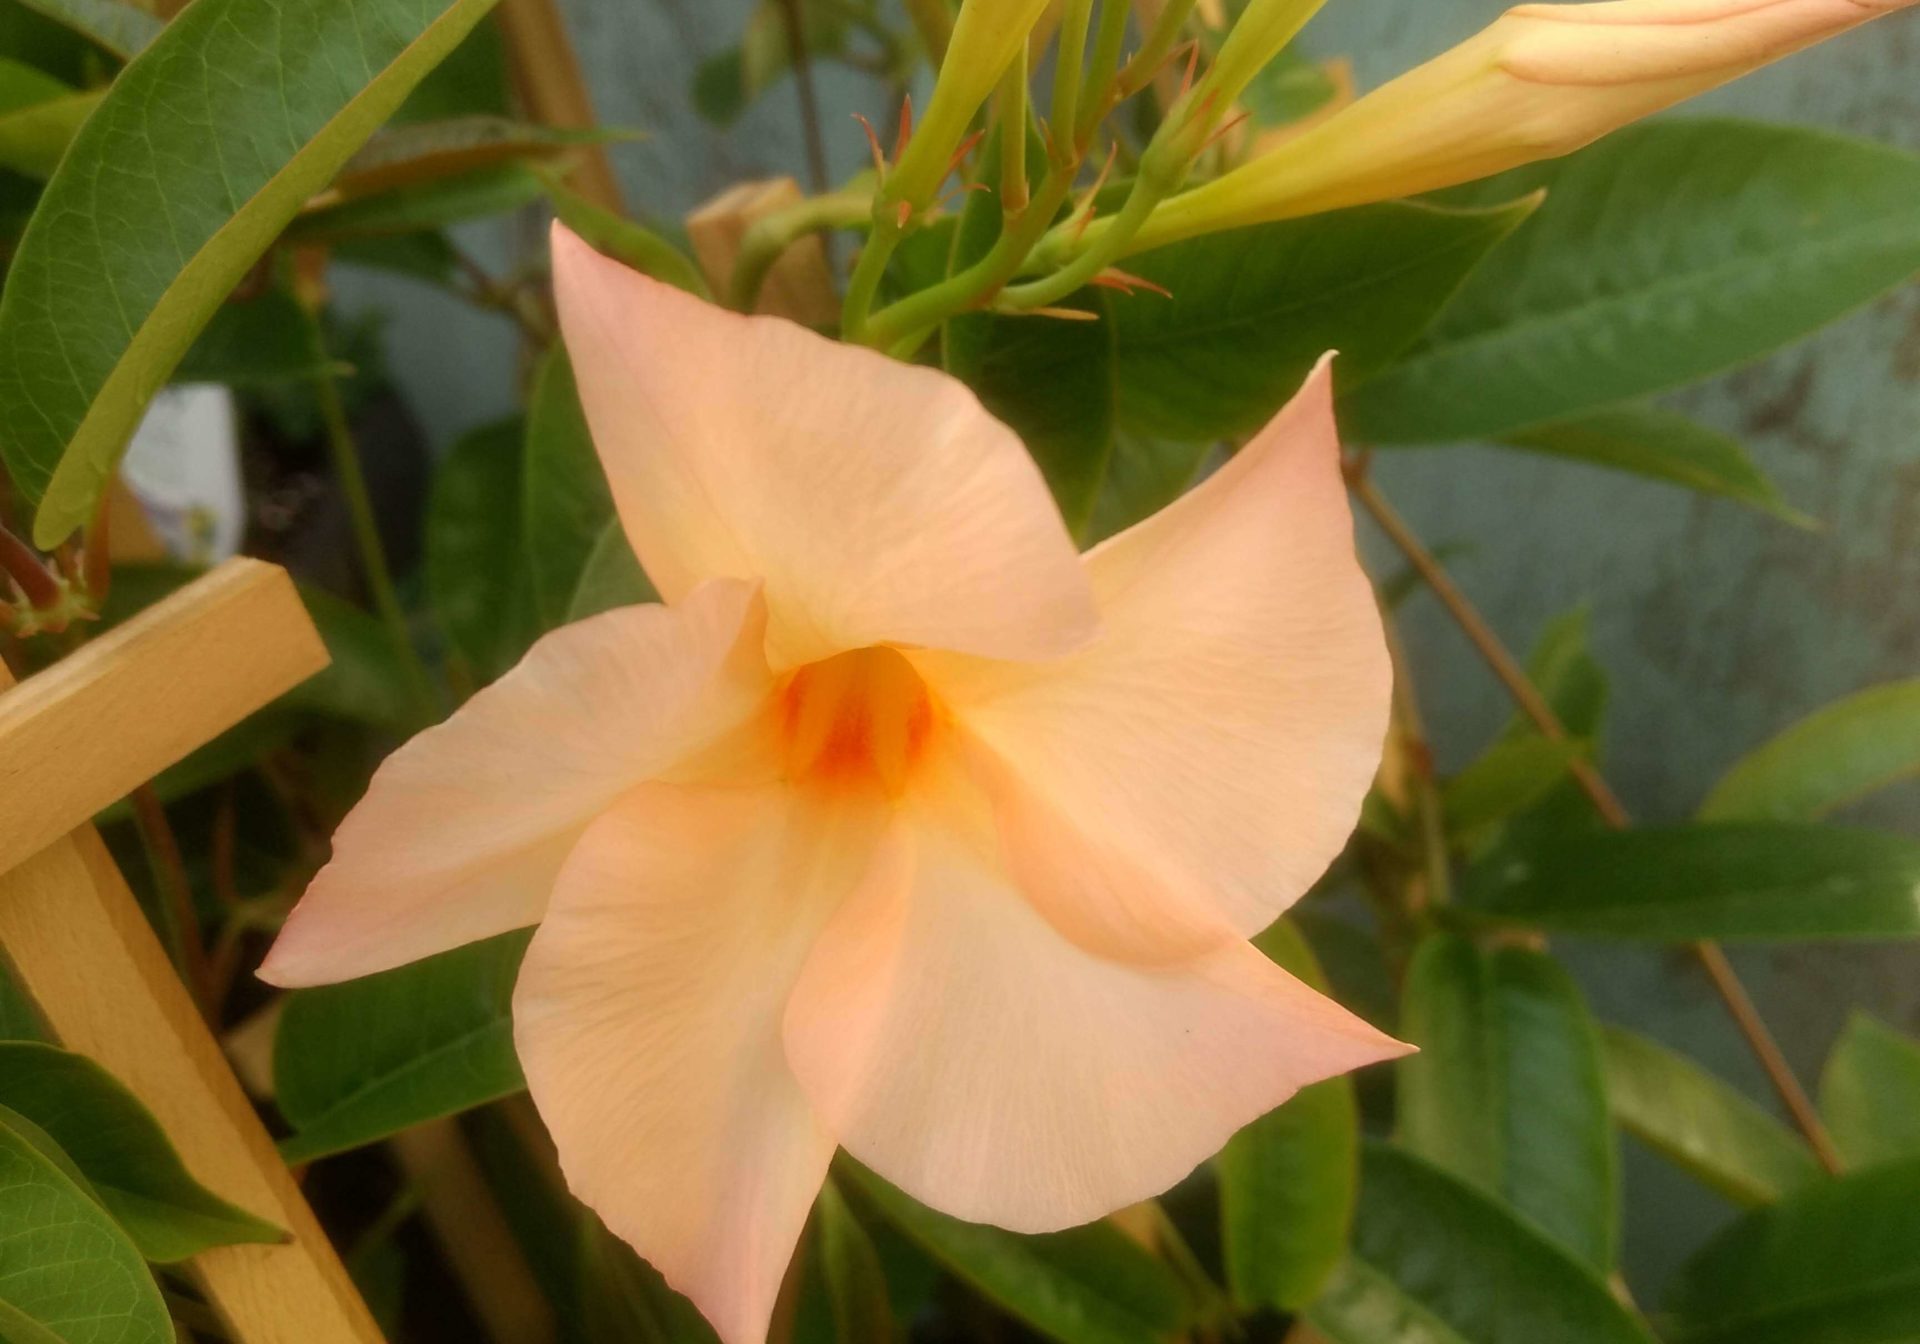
[{"x1": 778, "y1": 646, "x2": 936, "y2": 797}]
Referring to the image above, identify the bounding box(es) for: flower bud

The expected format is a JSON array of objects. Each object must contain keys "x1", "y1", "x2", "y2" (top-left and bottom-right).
[
  {"x1": 1204, "y1": 0, "x2": 1330, "y2": 110},
  {"x1": 888, "y1": 0, "x2": 1055, "y2": 208},
  {"x1": 1128, "y1": 0, "x2": 1916, "y2": 252}
]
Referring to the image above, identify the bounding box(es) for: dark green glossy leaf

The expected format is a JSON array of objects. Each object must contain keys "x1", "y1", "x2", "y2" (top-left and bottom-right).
[
  {"x1": 1307, "y1": 1143, "x2": 1656, "y2": 1344},
  {"x1": 1464, "y1": 822, "x2": 1920, "y2": 942},
  {"x1": 1082, "y1": 432, "x2": 1209, "y2": 545},
  {"x1": 1666, "y1": 1157, "x2": 1920, "y2": 1344},
  {"x1": 817, "y1": 1177, "x2": 893, "y2": 1344},
  {"x1": 0, "y1": 0, "x2": 503, "y2": 546},
  {"x1": 1818, "y1": 1012, "x2": 1920, "y2": 1169},
  {"x1": 1442, "y1": 737, "x2": 1587, "y2": 840},
  {"x1": 275, "y1": 931, "x2": 529, "y2": 1163},
  {"x1": 0, "y1": 965, "x2": 46, "y2": 1044},
  {"x1": 427, "y1": 416, "x2": 538, "y2": 682},
  {"x1": 1111, "y1": 196, "x2": 1535, "y2": 442},
  {"x1": 523, "y1": 347, "x2": 614, "y2": 631},
  {"x1": 1601, "y1": 1024, "x2": 1818, "y2": 1208},
  {"x1": 1701, "y1": 679, "x2": 1920, "y2": 822},
  {"x1": 1218, "y1": 918, "x2": 1358, "y2": 1310},
  {"x1": 1398, "y1": 934, "x2": 1615, "y2": 1268},
  {"x1": 565, "y1": 520, "x2": 657, "y2": 623},
  {"x1": 0, "y1": 1042, "x2": 282, "y2": 1261},
  {"x1": 1497, "y1": 404, "x2": 1811, "y2": 526},
  {"x1": 288, "y1": 161, "x2": 544, "y2": 242},
  {"x1": 12, "y1": 0, "x2": 160, "y2": 60},
  {"x1": 0, "y1": 1112, "x2": 170, "y2": 1344},
  {"x1": 843, "y1": 1161, "x2": 1191, "y2": 1344},
  {"x1": 1345, "y1": 120, "x2": 1920, "y2": 444},
  {"x1": 966, "y1": 295, "x2": 1116, "y2": 536}
]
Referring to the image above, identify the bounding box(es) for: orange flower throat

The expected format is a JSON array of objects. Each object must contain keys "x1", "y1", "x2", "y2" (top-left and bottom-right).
[{"x1": 778, "y1": 646, "x2": 937, "y2": 796}]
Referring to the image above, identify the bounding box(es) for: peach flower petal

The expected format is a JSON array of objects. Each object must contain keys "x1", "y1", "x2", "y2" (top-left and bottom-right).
[
  {"x1": 259, "y1": 580, "x2": 769, "y2": 987},
  {"x1": 782, "y1": 811, "x2": 1407, "y2": 1232},
  {"x1": 550, "y1": 224, "x2": 1099, "y2": 671},
  {"x1": 914, "y1": 360, "x2": 1390, "y2": 963},
  {"x1": 514, "y1": 782, "x2": 885, "y2": 1344}
]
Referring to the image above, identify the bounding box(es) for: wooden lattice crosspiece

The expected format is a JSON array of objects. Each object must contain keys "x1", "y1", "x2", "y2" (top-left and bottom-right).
[{"x1": 0, "y1": 557, "x2": 384, "y2": 1344}]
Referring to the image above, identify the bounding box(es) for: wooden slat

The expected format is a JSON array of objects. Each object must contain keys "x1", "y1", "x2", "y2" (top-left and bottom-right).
[
  {"x1": 0, "y1": 828, "x2": 384, "y2": 1344},
  {"x1": 0, "y1": 557, "x2": 327, "y2": 878}
]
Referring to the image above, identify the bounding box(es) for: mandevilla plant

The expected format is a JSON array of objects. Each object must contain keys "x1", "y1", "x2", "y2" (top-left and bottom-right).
[{"x1": 0, "y1": 0, "x2": 1916, "y2": 1341}]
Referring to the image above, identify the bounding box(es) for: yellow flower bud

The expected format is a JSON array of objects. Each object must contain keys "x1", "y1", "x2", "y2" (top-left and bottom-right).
[
  {"x1": 888, "y1": 0, "x2": 1056, "y2": 208},
  {"x1": 1204, "y1": 0, "x2": 1330, "y2": 109},
  {"x1": 1128, "y1": 0, "x2": 1916, "y2": 252}
]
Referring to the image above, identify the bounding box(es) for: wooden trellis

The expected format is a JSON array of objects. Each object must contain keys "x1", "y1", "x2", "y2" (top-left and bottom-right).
[{"x1": 0, "y1": 557, "x2": 383, "y2": 1344}]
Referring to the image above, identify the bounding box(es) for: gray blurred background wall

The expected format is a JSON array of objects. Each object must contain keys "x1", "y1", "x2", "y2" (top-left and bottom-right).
[{"x1": 332, "y1": 0, "x2": 1920, "y2": 1297}]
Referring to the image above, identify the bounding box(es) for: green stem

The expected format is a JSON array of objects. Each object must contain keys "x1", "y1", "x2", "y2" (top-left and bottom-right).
[
  {"x1": 998, "y1": 44, "x2": 1029, "y2": 212},
  {"x1": 1115, "y1": 0, "x2": 1197, "y2": 99},
  {"x1": 841, "y1": 214, "x2": 904, "y2": 343},
  {"x1": 995, "y1": 172, "x2": 1167, "y2": 310},
  {"x1": 306, "y1": 317, "x2": 440, "y2": 727},
  {"x1": 730, "y1": 179, "x2": 876, "y2": 313},
  {"x1": 1077, "y1": 0, "x2": 1133, "y2": 144},
  {"x1": 1050, "y1": 0, "x2": 1094, "y2": 147}
]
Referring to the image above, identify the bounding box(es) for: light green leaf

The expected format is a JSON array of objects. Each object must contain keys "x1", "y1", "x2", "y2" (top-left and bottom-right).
[
  {"x1": 0, "y1": 1042, "x2": 281, "y2": 1262},
  {"x1": 1442, "y1": 737, "x2": 1587, "y2": 841},
  {"x1": 1665, "y1": 1156, "x2": 1920, "y2": 1344},
  {"x1": 1602, "y1": 1024, "x2": 1819, "y2": 1208},
  {"x1": 1818, "y1": 1011, "x2": 1920, "y2": 1169},
  {"x1": 565, "y1": 520, "x2": 657, "y2": 623},
  {"x1": 1307, "y1": 1143, "x2": 1656, "y2": 1344},
  {"x1": 1464, "y1": 822, "x2": 1920, "y2": 941},
  {"x1": 522, "y1": 347, "x2": 615, "y2": 631},
  {"x1": 545, "y1": 176, "x2": 711, "y2": 296},
  {"x1": 1398, "y1": 934, "x2": 1616, "y2": 1268},
  {"x1": 1218, "y1": 918, "x2": 1358, "y2": 1311},
  {"x1": 0, "y1": 0, "x2": 505, "y2": 547},
  {"x1": 427, "y1": 416, "x2": 538, "y2": 683},
  {"x1": 1497, "y1": 404, "x2": 1811, "y2": 525},
  {"x1": 0, "y1": 1113, "x2": 171, "y2": 1344},
  {"x1": 0, "y1": 56, "x2": 72, "y2": 113},
  {"x1": 274, "y1": 931, "x2": 529, "y2": 1164},
  {"x1": 11, "y1": 0, "x2": 160, "y2": 60},
  {"x1": 0, "y1": 86, "x2": 95, "y2": 179},
  {"x1": 1700, "y1": 679, "x2": 1920, "y2": 822},
  {"x1": 817, "y1": 1177, "x2": 893, "y2": 1344},
  {"x1": 1345, "y1": 120, "x2": 1920, "y2": 444},
  {"x1": 1112, "y1": 195, "x2": 1536, "y2": 442},
  {"x1": 843, "y1": 1161, "x2": 1191, "y2": 1344}
]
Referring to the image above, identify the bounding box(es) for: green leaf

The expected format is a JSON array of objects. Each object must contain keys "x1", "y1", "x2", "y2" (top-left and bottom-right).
[
  {"x1": 1082, "y1": 432, "x2": 1210, "y2": 545},
  {"x1": 0, "y1": 57, "x2": 72, "y2": 114},
  {"x1": 545, "y1": 175, "x2": 711, "y2": 296},
  {"x1": 1464, "y1": 822, "x2": 1920, "y2": 941},
  {"x1": 274, "y1": 931, "x2": 529, "y2": 1164},
  {"x1": 1442, "y1": 737, "x2": 1587, "y2": 840},
  {"x1": 1344, "y1": 120, "x2": 1920, "y2": 444},
  {"x1": 0, "y1": 0, "x2": 505, "y2": 547},
  {"x1": 1238, "y1": 47, "x2": 1342, "y2": 129},
  {"x1": 288, "y1": 161, "x2": 544, "y2": 242},
  {"x1": 11, "y1": 0, "x2": 160, "y2": 60},
  {"x1": 1306, "y1": 1143, "x2": 1656, "y2": 1344},
  {"x1": 0, "y1": 966, "x2": 47, "y2": 1044},
  {"x1": 965, "y1": 296, "x2": 1117, "y2": 537},
  {"x1": 1496, "y1": 404, "x2": 1812, "y2": 526},
  {"x1": 1665, "y1": 1156, "x2": 1920, "y2": 1344},
  {"x1": 1218, "y1": 918, "x2": 1358, "y2": 1311},
  {"x1": 0, "y1": 1042, "x2": 282, "y2": 1262},
  {"x1": 1397, "y1": 934, "x2": 1616, "y2": 1268},
  {"x1": 565, "y1": 520, "x2": 657, "y2": 623},
  {"x1": 1601, "y1": 1024, "x2": 1819, "y2": 1208},
  {"x1": 817, "y1": 1177, "x2": 893, "y2": 1344},
  {"x1": 0, "y1": 1112, "x2": 170, "y2": 1344},
  {"x1": 1111, "y1": 195, "x2": 1536, "y2": 442},
  {"x1": 842, "y1": 1161, "x2": 1191, "y2": 1344},
  {"x1": 1700, "y1": 679, "x2": 1920, "y2": 822},
  {"x1": 427, "y1": 416, "x2": 538, "y2": 682},
  {"x1": 331, "y1": 230, "x2": 459, "y2": 285},
  {"x1": 522, "y1": 347, "x2": 615, "y2": 631},
  {"x1": 174, "y1": 289, "x2": 338, "y2": 388},
  {"x1": 333, "y1": 113, "x2": 618, "y2": 195},
  {"x1": 0, "y1": 86, "x2": 95, "y2": 179},
  {"x1": 1818, "y1": 1012, "x2": 1920, "y2": 1169}
]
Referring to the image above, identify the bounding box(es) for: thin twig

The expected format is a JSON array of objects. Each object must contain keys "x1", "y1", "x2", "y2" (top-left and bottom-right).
[
  {"x1": 1349, "y1": 468, "x2": 1844, "y2": 1174},
  {"x1": 130, "y1": 784, "x2": 215, "y2": 1017}
]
